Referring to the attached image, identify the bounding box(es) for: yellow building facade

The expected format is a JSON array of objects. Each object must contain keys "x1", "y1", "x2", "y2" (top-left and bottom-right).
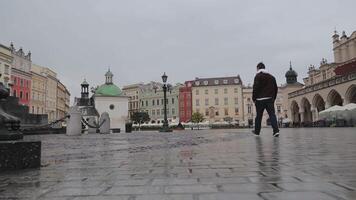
[
  {"x1": 191, "y1": 76, "x2": 244, "y2": 123},
  {"x1": 32, "y1": 64, "x2": 58, "y2": 122},
  {"x1": 0, "y1": 44, "x2": 13, "y2": 88},
  {"x1": 56, "y1": 81, "x2": 67, "y2": 119},
  {"x1": 30, "y1": 70, "x2": 46, "y2": 114}
]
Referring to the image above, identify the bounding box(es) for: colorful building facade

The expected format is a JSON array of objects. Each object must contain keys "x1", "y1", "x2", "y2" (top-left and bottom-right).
[
  {"x1": 178, "y1": 81, "x2": 193, "y2": 123},
  {"x1": 10, "y1": 43, "x2": 32, "y2": 106}
]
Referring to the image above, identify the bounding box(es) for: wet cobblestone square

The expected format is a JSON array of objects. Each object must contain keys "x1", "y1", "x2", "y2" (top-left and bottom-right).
[{"x1": 1, "y1": 128, "x2": 356, "y2": 200}]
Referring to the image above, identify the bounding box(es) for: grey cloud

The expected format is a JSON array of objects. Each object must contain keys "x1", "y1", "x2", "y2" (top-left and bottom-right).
[{"x1": 0, "y1": 0, "x2": 355, "y2": 100}]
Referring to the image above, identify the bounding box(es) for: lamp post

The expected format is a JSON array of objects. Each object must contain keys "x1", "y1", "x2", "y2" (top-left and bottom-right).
[{"x1": 160, "y1": 72, "x2": 172, "y2": 132}]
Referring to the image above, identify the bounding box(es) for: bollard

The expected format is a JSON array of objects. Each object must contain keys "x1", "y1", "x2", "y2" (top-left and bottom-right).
[{"x1": 66, "y1": 106, "x2": 82, "y2": 136}]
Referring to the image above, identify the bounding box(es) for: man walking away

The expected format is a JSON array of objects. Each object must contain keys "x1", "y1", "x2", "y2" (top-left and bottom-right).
[{"x1": 252, "y1": 62, "x2": 280, "y2": 137}]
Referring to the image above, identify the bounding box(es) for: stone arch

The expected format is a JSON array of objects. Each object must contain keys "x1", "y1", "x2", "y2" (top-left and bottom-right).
[
  {"x1": 312, "y1": 94, "x2": 326, "y2": 112},
  {"x1": 327, "y1": 89, "x2": 343, "y2": 107},
  {"x1": 290, "y1": 100, "x2": 300, "y2": 125},
  {"x1": 301, "y1": 97, "x2": 313, "y2": 125},
  {"x1": 345, "y1": 84, "x2": 356, "y2": 104},
  {"x1": 312, "y1": 94, "x2": 325, "y2": 121}
]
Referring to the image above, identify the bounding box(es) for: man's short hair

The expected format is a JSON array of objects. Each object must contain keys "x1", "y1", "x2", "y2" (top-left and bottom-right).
[{"x1": 257, "y1": 62, "x2": 265, "y2": 69}]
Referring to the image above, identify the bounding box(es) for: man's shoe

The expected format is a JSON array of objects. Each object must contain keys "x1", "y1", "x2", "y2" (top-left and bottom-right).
[
  {"x1": 273, "y1": 131, "x2": 280, "y2": 137},
  {"x1": 252, "y1": 130, "x2": 260, "y2": 136}
]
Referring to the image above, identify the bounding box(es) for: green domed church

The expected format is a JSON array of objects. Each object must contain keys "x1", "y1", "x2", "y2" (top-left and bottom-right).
[{"x1": 93, "y1": 69, "x2": 129, "y2": 132}]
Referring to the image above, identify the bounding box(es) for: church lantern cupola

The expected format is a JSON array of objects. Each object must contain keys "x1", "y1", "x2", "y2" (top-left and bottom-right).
[
  {"x1": 105, "y1": 69, "x2": 114, "y2": 84},
  {"x1": 81, "y1": 79, "x2": 89, "y2": 98},
  {"x1": 285, "y1": 61, "x2": 298, "y2": 84}
]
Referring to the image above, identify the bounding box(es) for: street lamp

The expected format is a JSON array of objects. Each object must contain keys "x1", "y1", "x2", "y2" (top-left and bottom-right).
[{"x1": 159, "y1": 72, "x2": 172, "y2": 132}]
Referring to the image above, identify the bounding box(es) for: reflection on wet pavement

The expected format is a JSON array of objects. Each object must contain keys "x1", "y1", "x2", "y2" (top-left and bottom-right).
[{"x1": 1, "y1": 128, "x2": 356, "y2": 200}]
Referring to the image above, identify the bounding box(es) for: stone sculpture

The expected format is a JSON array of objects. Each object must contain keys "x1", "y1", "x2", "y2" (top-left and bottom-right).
[{"x1": 99, "y1": 112, "x2": 110, "y2": 134}]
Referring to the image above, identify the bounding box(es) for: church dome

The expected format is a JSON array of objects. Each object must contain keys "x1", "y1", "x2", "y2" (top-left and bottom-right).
[
  {"x1": 95, "y1": 84, "x2": 122, "y2": 96},
  {"x1": 285, "y1": 62, "x2": 298, "y2": 84},
  {"x1": 285, "y1": 68, "x2": 298, "y2": 78},
  {"x1": 94, "y1": 69, "x2": 122, "y2": 96}
]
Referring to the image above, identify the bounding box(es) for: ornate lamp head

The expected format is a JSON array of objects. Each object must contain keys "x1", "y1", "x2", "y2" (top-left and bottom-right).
[{"x1": 161, "y1": 72, "x2": 168, "y2": 83}]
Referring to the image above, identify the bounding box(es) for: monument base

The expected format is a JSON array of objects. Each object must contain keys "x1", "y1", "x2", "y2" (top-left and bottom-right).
[
  {"x1": 159, "y1": 128, "x2": 173, "y2": 132},
  {"x1": 0, "y1": 131, "x2": 23, "y2": 141},
  {"x1": 0, "y1": 140, "x2": 41, "y2": 171}
]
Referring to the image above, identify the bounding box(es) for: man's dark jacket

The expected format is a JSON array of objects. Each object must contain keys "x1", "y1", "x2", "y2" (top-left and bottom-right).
[{"x1": 252, "y1": 71, "x2": 278, "y2": 102}]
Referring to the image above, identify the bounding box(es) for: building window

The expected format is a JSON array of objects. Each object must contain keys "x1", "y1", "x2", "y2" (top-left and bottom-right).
[
  {"x1": 13, "y1": 90, "x2": 16, "y2": 97},
  {"x1": 161, "y1": 99, "x2": 164, "y2": 105},
  {"x1": 224, "y1": 88, "x2": 228, "y2": 94},
  {"x1": 152, "y1": 110, "x2": 156, "y2": 115},
  {"x1": 215, "y1": 110, "x2": 219, "y2": 116},
  {"x1": 13, "y1": 77, "x2": 17, "y2": 85},
  {"x1": 20, "y1": 91, "x2": 23, "y2": 99},
  {"x1": 172, "y1": 108, "x2": 175, "y2": 115},
  {"x1": 223, "y1": 80, "x2": 228, "y2": 84},
  {"x1": 203, "y1": 80, "x2": 208, "y2": 85},
  {"x1": 214, "y1": 80, "x2": 219, "y2": 85},
  {"x1": 224, "y1": 97, "x2": 228, "y2": 105},
  {"x1": 248, "y1": 105, "x2": 252, "y2": 114},
  {"x1": 20, "y1": 79, "x2": 23, "y2": 87},
  {"x1": 172, "y1": 98, "x2": 174, "y2": 104},
  {"x1": 196, "y1": 89, "x2": 199, "y2": 95},
  {"x1": 235, "y1": 108, "x2": 239, "y2": 115},
  {"x1": 157, "y1": 99, "x2": 160, "y2": 105},
  {"x1": 196, "y1": 99, "x2": 200, "y2": 106},
  {"x1": 157, "y1": 109, "x2": 160, "y2": 115},
  {"x1": 141, "y1": 101, "x2": 144, "y2": 107},
  {"x1": 214, "y1": 89, "x2": 218, "y2": 94},
  {"x1": 109, "y1": 104, "x2": 115, "y2": 110},
  {"x1": 205, "y1": 109, "x2": 209, "y2": 116},
  {"x1": 4, "y1": 65, "x2": 9, "y2": 74},
  {"x1": 215, "y1": 98, "x2": 219, "y2": 106},
  {"x1": 26, "y1": 93, "x2": 29, "y2": 100},
  {"x1": 224, "y1": 108, "x2": 229, "y2": 116},
  {"x1": 32, "y1": 106, "x2": 34, "y2": 113},
  {"x1": 205, "y1": 98, "x2": 209, "y2": 106},
  {"x1": 234, "y1": 97, "x2": 238, "y2": 104},
  {"x1": 277, "y1": 105, "x2": 281, "y2": 113},
  {"x1": 145, "y1": 101, "x2": 148, "y2": 107},
  {"x1": 205, "y1": 89, "x2": 208, "y2": 95},
  {"x1": 152, "y1": 100, "x2": 155, "y2": 106},
  {"x1": 234, "y1": 88, "x2": 238, "y2": 93}
]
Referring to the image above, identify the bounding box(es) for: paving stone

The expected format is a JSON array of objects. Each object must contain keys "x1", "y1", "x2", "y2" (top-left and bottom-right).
[
  {"x1": 221, "y1": 183, "x2": 280, "y2": 193},
  {"x1": 135, "y1": 194, "x2": 194, "y2": 200},
  {"x1": 0, "y1": 128, "x2": 355, "y2": 199},
  {"x1": 45, "y1": 187, "x2": 106, "y2": 197},
  {"x1": 164, "y1": 185, "x2": 218, "y2": 193},
  {"x1": 151, "y1": 178, "x2": 198, "y2": 185},
  {"x1": 198, "y1": 193, "x2": 263, "y2": 200},
  {"x1": 261, "y1": 192, "x2": 338, "y2": 200},
  {"x1": 276, "y1": 182, "x2": 349, "y2": 192},
  {"x1": 104, "y1": 186, "x2": 162, "y2": 195},
  {"x1": 71, "y1": 196, "x2": 130, "y2": 200}
]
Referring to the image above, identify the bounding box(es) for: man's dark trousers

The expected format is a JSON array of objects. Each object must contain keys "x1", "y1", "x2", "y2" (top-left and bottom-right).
[{"x1": 254, "y1": 98, "x2": 279, "y2": 134}]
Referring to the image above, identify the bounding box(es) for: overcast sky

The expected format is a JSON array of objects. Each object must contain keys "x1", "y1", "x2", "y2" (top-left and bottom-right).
[{"x1": 1, "y1": 0, "x2": 355, "y2": 100}]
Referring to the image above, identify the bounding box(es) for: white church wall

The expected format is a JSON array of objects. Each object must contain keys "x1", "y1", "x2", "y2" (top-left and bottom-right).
[{"x1": 94, "y1": 96, "x2": 129, "y2": 132}]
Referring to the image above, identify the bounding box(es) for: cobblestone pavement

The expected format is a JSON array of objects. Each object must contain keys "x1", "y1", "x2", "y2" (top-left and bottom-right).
[{"x1": 1, "y1": 128, "x2": 356, "y2": 200}]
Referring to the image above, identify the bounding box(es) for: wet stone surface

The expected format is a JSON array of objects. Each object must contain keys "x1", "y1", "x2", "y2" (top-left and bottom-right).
[{"x1": 0, "y1": 128, "x2": 356, "y2": 200}]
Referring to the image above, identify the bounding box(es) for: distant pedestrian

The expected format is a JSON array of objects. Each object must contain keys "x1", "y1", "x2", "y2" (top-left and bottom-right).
[{"x1": 252, "y1": 62, "x2": 280, "y2": 137}]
